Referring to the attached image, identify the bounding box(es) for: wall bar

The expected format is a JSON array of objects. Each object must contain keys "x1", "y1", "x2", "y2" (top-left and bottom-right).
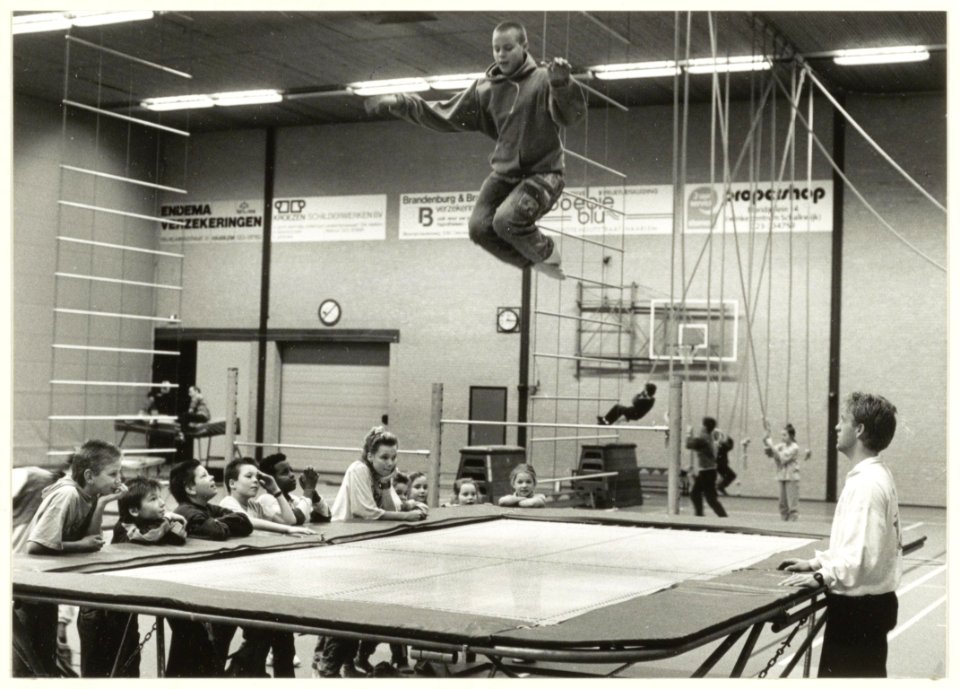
[
  {"x1": 530, "y1": 434, "x2": 620, "y2": 443},
  {"x1": 62, "y1": 99, "x2": 191, "y2": 137},
  {"x1": 58, "y1": 236, "x2": 184, "y2": 259},
  {"x1": 563, "y1": 148, "x2": 627, "y2": 178},
  {"x1": 534, "y1": 351, "x2": 629, "y2": 366},
  {"x1": 533, "y1": 395, "x2": 619, "y2": 402},
  {"x1": 442, "y1": 418, "x2": 666, "y2": 432},
  {"x1": 538, "y1": 224, "x2": 624, "y2": 252},
  {"x1": 571, "y1": 76, "x2": 629, "y2": 112},
  {"x1": 66, "y1": 35, "x2": 193, "y2": 78},
  {"x1": 535, "y1": 309, "x2": 616, "y2": 327},
  {"x1": 58, "y1": 200, "x2": 186, "y2": 225},
  {"x1": 561, "y1": 190, "x2": 627, "y2": 216},
  {"x1": 53, "y1": 343, "x2": 180, "y2": 356},
  {"x1": 55, "y1": 272, "x2": 183, "y2": 291},
  {"x1": 579, "y1": 12, "x2": 632, "y2": 45},
  {"x1": 564, "y1": 273, "x2": 626, "y2": 290},
  {"x1": 47, "y1": 448, "x2": 178, "y2": 456},
  {"x1": 50, "y1": 380, "x2": 178, "y2": 387},
  {"x1": 49, "y1": 415, "x2": 178, "y2": 421},
  {"x1": 61, "y1": 164, "x2": 187, "y2": 194},
  {"x1": 54, "y1": 307, "x2": 181, "y2": 323},
  {"x1": 234, "y1": 440, "x2": 430, "y2": 457}
]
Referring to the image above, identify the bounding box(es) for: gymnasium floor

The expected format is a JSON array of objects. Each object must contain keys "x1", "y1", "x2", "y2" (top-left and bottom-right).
[{"x1": 58, "y1": 491, "x2": 946, "y2": 679}]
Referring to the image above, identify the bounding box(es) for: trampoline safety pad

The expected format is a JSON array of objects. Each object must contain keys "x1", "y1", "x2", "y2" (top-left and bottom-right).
[{"x1": 100, "y1": 520, "x2": 814, "y2": 626}]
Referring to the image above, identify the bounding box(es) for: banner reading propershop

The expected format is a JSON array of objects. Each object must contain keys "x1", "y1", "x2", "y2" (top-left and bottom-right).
[{"x1": 398, "y1": 181, "x2": 833, "y2": 239}]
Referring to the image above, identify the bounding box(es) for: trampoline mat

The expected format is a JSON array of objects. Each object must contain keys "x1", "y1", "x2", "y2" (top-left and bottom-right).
[{"x1": 98, "y1": 520, "x2": 814, "y2": 626}]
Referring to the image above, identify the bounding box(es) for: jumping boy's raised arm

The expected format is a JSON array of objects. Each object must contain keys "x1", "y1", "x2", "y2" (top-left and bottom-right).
[
  {"x1": 367, "y1": 85, "x2": 486, "y2": 135},
  {"x1": 545, "y1": 58, "x2": 587, "y2": 127}
]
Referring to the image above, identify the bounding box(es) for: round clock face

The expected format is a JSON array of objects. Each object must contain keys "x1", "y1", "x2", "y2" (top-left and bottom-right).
[
  {"x1": 318, "y1": 299, "x2": 341, "y2": 326},
  {"x1": 498, "y1": 307, "x2": 519, "y2": 332}
]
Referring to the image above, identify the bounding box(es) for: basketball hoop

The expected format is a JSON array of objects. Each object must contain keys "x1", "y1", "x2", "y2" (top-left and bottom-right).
[{"x1": 677, "y1": 344, "x2": 697, "y2": 366}]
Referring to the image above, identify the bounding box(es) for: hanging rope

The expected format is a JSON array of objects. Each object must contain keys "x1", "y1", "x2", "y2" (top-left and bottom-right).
[
  {"x1": 768, "y1": 69, "x2": 946, "y2": 273},
  {"x1": 804, "y1": 76, "x2": 814, "y2": 449},
  {"x1": 805, "y1": 67, "x2": 946, "y2": 214},
  {"x1": 704, "y1": 11, "x2": 718, "y2": 418}
]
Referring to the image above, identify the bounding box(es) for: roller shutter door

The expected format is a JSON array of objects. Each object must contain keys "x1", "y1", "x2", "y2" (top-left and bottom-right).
[{"x1": 279, "y1": 343, "x2": 389, "y2": 474}]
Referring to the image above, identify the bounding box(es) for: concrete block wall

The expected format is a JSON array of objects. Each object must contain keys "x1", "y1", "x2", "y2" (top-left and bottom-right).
[
  {"x1": 14, "y1": 90, "x2": 945, "y2": 506},
  {"x1": 14, "y1": 94, "x2": 163, "y2": 465}
]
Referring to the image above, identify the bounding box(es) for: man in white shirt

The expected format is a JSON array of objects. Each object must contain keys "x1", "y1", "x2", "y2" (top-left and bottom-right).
[{"x1": 778, "y1": 392, "x2": 901, "y2": 677}]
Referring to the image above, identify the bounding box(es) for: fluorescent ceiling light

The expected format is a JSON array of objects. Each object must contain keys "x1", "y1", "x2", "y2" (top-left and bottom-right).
[
  {"x1": 12, "y1": 12, "x2": 72, "y2": 34},
  {"x1": 686, "y1": 56, "x2": 771, "y2": 74},
  {"x1": 591, "y1": 61, "x2": 680, "y2": 80},
  {"x1": 211, "y1": 89, "x2": 283, "y2": 106},
  {"x1": 140, "y1": 90, "x2": 282, "y2": 111},
  {"x1": 349, "y1": 78, "x2": 430, "y2": 96},
  {"x1": 834, "y1": 46, "x2": 930, "y2": 66},
  {"x1": 13, "y1": 11, "x2": 153, "y2": 34},
  {"x1": 428, "y1": 73, "x2": 485, "y2": 90},
  {"x1": 141, "y1": 95, "x2": 215, "y2": 112},
  {"x1": 70, "y1": 11, "x2": 155, "y2": 27}
]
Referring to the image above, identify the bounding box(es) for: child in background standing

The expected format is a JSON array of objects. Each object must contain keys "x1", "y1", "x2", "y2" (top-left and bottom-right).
[
  {"x1": 685, "y1": 417, "x2": 728, "y2": 518},
  {"x1": 498, "y1": 464, "x2": 546, "y2": 508},
  {"x1": 258, "y1": 453, "x2": 331, "y2": 525},
  {"x1": 167, "y1": 460, "x2": 253, "y2": 677},
  {"x1": 393, "y1": 471, "x2": 411, "y2": 501},
  {"x1": 217, "y1": 457, "x2": 315, "y2": 677},
  {"x1": 352, "y1": 473, "x2": 414, "y2": 676},
  {"x1": 449, "y1": 478, "x2": 482, "y2": 505},
  {"x1": 78, "y1": 476, "x2": 188, "y2": 677},
  {"x1": 764, "y1": 422, "x2": 811, "y2": 521},
  {"x1": 316, "y1": 428, "x2": 428, "y2": 678},
  {"x1": 408, "y1": 471, "x2": 429, "y2": 505},
  {"x1": 218, "y1": 457, "x2": 316, "y2": 536},
  {"x1": 14, "y1": 440, "x2": 126, "y2": 677}
]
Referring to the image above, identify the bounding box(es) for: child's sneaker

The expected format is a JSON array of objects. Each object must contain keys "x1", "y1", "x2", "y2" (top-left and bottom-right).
[
  {"x1": 341, "y1": 663, "x2": 366, "y2": 678},
  {"x1": 353, "y1": 657, "x2": 375, "y2": 675},
  {"x1": 533, "y1": 243, "x2": 565, "y2": 280}
]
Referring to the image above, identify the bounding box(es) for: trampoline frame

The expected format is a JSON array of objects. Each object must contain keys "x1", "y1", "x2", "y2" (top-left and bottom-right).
[{"x1": 13, "y1": 513, "x2": 925, "y2": 679}]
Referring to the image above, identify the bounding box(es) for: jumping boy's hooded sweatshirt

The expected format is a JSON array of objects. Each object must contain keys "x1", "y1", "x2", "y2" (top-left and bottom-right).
[{"x1": 386, "y1": 53, "x2": 586, "y2": 176}]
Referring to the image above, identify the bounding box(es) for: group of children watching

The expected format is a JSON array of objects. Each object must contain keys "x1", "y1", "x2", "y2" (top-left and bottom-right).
[{"x1": 14, "y1": 427, "x2": 547, "y2": 678}]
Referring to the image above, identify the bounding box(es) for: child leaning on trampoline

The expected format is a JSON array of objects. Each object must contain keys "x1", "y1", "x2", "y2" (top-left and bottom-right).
[
  {"x1": 13, "y1": 440, "x2": 126, "y2": 678},
  {"x1": 365, "y1": 20, "x2": 586, "y2": 280},
  {"x1": 314, "y1": 427, "x2": 429, "y2": 678},
  {"x1": 498, "y1": 463, "x2": 547, "y2": 508}
]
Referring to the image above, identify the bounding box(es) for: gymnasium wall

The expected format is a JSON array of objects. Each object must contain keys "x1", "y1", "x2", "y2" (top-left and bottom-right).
[
  {"x1": 840, "y1": 93, "x2": 947, "y2": 504},
  {"x1": 12, "y1": 89, "x2": 946, "y2": 507},
  {"x1": 151, "y1": 92, "x2": 945, "y2": 507},
  {"x1": 13, "y1": 94, "x2": 162, "y2": 466}
]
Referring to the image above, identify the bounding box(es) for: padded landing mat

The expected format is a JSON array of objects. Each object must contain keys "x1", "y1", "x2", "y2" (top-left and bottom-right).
[{"x1": 100, "y1": 519, "x2": 813, "y2": 626}]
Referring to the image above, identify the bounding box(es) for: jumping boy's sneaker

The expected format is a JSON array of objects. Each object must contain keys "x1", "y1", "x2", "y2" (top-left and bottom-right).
[{"x1": 533, "y1": 244, "x2": 565, "y2": 280}]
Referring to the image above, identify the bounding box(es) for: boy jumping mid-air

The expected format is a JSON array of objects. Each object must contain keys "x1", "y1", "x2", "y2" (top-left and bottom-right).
[{"x1": 365, "y1": 20, "x2": 586, "y2": 280}]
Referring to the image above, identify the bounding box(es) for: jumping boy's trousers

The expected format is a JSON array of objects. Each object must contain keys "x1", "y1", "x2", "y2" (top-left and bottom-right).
[{"x1": 468, "y1": 171, "x2": 565, "y2": 268}]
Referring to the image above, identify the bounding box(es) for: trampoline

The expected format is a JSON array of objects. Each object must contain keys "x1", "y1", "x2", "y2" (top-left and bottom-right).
[{"x1": 12, "y1": 508, "x2": 924, "y2": 677}]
